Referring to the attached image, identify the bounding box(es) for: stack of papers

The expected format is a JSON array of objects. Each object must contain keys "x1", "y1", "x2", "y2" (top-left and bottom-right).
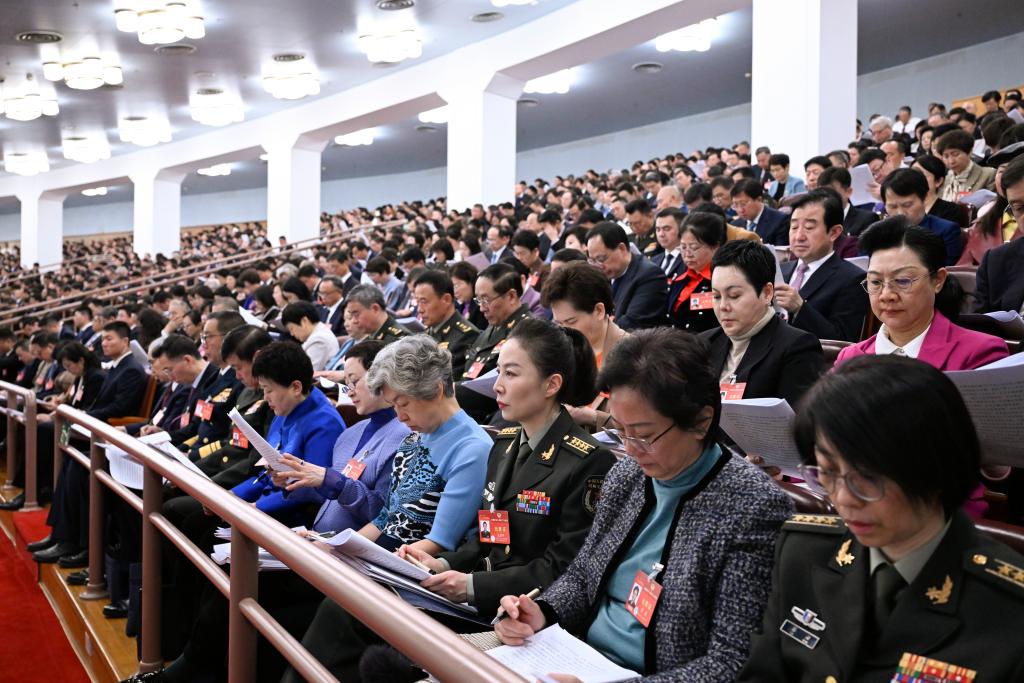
[
  {"x1": 717, "y1": 398, "x2": 803, "y2": 477},
  {"x1": 484, "y1": 625, "x2": 638, "y2": 683},
  {"x1": 946, "y1": 353, "x2": 1024, "y2": 466},
  {"x1": 462, "y1": 369, "x2": 498, "y2": 399},
  {"x1": 228, "y1": 408, "x2": 290, "y2": 472},
  {"x1": 211, "y1": 542, "x2": 289, "y2": 570}
]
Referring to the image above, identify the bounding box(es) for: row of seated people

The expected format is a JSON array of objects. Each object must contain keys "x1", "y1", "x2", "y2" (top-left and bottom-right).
[{"x1": 11, "y1": 217, "x2": 1023, "y2": 682}]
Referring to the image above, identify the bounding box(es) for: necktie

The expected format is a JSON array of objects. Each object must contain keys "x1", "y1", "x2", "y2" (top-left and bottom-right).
[
  {"x1": 748, "y1": 220, "x2": 757, "y2": 233},
  {"x1": 790, "y1": 261, "x2": 809, "y2": 292},
  {"x1": 870, "y1": 562, "x2": 906, "y2": 634},
  {"x1": 663, "y1": 253, "x2": 676, "y2": 275},
  {"x1": 515, "y1": 441, "x2": 533, "y2": 472}
]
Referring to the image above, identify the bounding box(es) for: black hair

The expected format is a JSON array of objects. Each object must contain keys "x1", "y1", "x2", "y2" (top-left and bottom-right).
[
  {"x1": 550, "y1": 248, "x2": 588, "y2": 265},
  {"x1": 684, "y1": 183, "x2": 713, "y2": 205},
  {"x1": 430, "y1": 239, "x2": 455, "y2": 260},
  {"x1": 253, "y1": 284, "x2": 276, "y2": 310},
  {"x1": 585, "y1": 222, "x2": 629, "y2": 250},
  {"x1": 221, "y1": 325, "x2": 273, "y2": 362},
  {"x1": 0, "y1": 327, "x2": 13, "y2": 342},
  {"x1": 538, "y1": 209, "x2": 562, "y2": 225},
  {"x1": 730, "y1": 178, "x2": 764, "y2": 200},
  {"x1": 577, "y1": 208, "x2": 606, "y2": 225},
  {"x1": 934, "y1": 129, "x2": 974, "y2": 155},
  {"x1": 911, "y1": 154, "x2": 947, "y2": 184},
  {"x1": 598, "y1": 327, "x2": 720, "y2": 441},
  {"x1": 794, "y1": 355, "x2": 979, "y2": 515},
  {"x1": 880, "y1": 168, "x2": 929, "y2": 202},
  {"x1": 102, "y1": 320, "x2": 132, "y2": 339},
  {"x1": 818, "y1": 166, "x2": 851, "y2": 190},
  {"x1": 541, "y1": 261, "x2": 614, "y2": 316},
  {"x1": 768, "y1": 153, "x2": 790, "y2": 168},
  {"x1": 981, "y1": 90, "x2": 1002, "y2": 104},
  {"x1": 1002, "y1": 154, "x2": 1024, "y2": 191},
  {"x1": 478, "y1": 262, "x2": 523, "y2": 297},
  {"x1": 281, "y1": 301, "x2": 321, "y2": 326},
  {"x1": 400, "y1": 247, "x2": 425, "y2": 264},
  {"x1": 508, "y1": 317, "x2": 597, "y2": 407},
  {"x1": 346, "y1": 339, "x2": 386, "y2": 371},
  {"x1": 280, "y1": 276, "x2": 311, "y2": 301},
  {"x1": 789, "y1": 189, "x2": 844, "y2": 228},
  {"x1": 858, "y1": 217, "x2": 961, "y2": 321},
  {"x1": 681, "y1": 211, "x2": 726, "y2": 247},
  {"x1": 412, "y1": 269, "x2": 455, "y2": 299},
  {"x1": 297, "y1": 264, "x2": 319, "y2": 278},
  {"x1": 509, "y1": 229, "x2": 540, "y2": 252},
  {"x1": 251, "y1": 341, "x2": 314, "y2": 393},
  {"x1": 448, "y1": 261, "x2": 479, "y2": 287},
  {"x1": 804, "y1": 155, "x2": 832, "y2": 171},
  {"x1": 624, "y1": 199, "x2": 652, "y2": 215},
  {"x1": 711, "y1": 240, "x2": 775, "y2": 293},
  {"x1": 208, "y1": 311, "x2": 246, "y2": 336},
  {"x1": 57, "y1": 341, "x2": 100, "y2": 371},
  {"x1": 160, "y1": 334, "x2": 201, "y2": 360}
]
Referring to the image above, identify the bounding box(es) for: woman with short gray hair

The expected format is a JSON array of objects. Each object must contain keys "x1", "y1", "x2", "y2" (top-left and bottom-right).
[{"x1": 366, "y1": 333, "x2": 454, "y2": 401}]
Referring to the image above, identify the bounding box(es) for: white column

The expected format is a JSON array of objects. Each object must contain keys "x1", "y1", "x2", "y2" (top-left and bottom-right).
[
  {"x1": 443, "y1": 72, "x2": 524, "y2": 213},
  {"x1": 17, "y1": 188, "x2": 65, "y2": 269},
  {"x1": 131, "y1": 167, "x2": 186, "y2": 257},
  {"x1": 263, "y1": 134, "x2": 327, "y2": 245},
  {"x1": 751, "y1": 0, "x2": 857, "y2": 171}
]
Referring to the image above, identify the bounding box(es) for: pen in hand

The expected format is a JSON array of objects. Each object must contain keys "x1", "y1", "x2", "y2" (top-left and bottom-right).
[{"x1": 491, "y1": 587, "x2": 541, "y2": 625}]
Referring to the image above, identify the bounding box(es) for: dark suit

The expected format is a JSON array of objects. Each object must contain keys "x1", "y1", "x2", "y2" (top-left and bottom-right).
[
  {"x1": 782, "y1": 253, "x2": 870, "y2": 342},
  {"x1": 701, "y1": 315, "x2": 824, "y2": 407},
  {"x1": 339, "y1": 273, "x2": 359, "y2": 299},
  {"x1": 0, "y1": 348, "x2": 24, "y2": 384},
  {"x1": 319, "y1": 303, "x2": 345, "y2": 337},
  {"x1": 74, "y1": 324, "x2": 94, "y2": 344},
  {"x1": 748, "y1": 206, "x2": 791, "y2": 245},
  {"x1": 843, "y1": 206, "x2": 877, "y2": 236},
  {"x1": 920, "y1": 213, "x2": 964, "y2": 266},
  {"x1": 87, "y1": 355, "x2": 148, "y2": 422},
  {"x1": 166, "y1": 363, "x2": 221, "y2": 444},
  {"x1": 740, "y1": 511, "x2": 1024, "y2": 683},
  {"x1": 439, "y1": 409, "x2": 615, "y2": 616},
  {"x1": 611, "y1": 253, "x2": 668, "y2": 330},
  {"x1": 651, "y1": 250, "x2": 686, "y2": 281},
  {"x1": 127, "y1": 381, "x2": 190, "y2": 436},
  {"x1": 974, "y1": 237, "x2": 1024, "y2": 313}
]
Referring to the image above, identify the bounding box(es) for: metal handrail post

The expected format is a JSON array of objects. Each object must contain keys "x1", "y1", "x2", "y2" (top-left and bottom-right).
[
  {"x1": 3, "y1": 388, "x2": 15, "y2": 486},
  {"x1": 22, "y1": 391, "x2": 38, "y2": 510},
  {"x1": 227, "y1": 532, "x2": 259, "y2": 683},
  {"x1": 81, "y1": 435, "x2": 109, "y2": 600},
  {"x1": 139, "y1": 465, "x2": 164, "y2": 673},
  {"x1": 52, "y1": 410, "x2": 64, "y2": 490}
]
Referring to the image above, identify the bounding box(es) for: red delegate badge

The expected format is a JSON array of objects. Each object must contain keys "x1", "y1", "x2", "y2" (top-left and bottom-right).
[
  {"x1": 689, "y1": 291, "x2": 714, "y2": 311},
  {"x1": 719, "y1": 382, "x2": 747, "y2": 400},
  {"x1": 230, "y1": 426, "x2": 249, "y2": 449},
  {"x1": 194, "y1": 400, "x2": 214, "y2": 421},
  {"x1": 625, "y1": 568, "x2": 663, "y2": 628},
  {"x1": 464, "y1": 360, "x2": 485, "y2": 379},
  {"x1": 478, "y1": 509, "x2": 510, "y2": 544},
  {"x1": 341, "y1": 458, "x2": 366, "y2": 481},
  {"x1": 179, "y1": 412, "x2": 190, "y2": 428}
]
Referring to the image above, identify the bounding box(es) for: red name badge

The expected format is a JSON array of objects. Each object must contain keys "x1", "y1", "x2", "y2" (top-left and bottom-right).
[
  {"x1": 45, "y1": 378, "x2": 54, "y2": 391},
  {"x1": 625, "y1": 569, "x2": 663, "y2": 628},
  {"x1": 478, "y1": 509, "x2": 510, "y2": 544},
  {"x1": 464, "y1": 360, "x2": 485, "y2": 379},
  {"x1": 341, "y1": 458, "x2": 367, "y2": 480},
  {"x1": 180, "y1": 412, "x2": 190, "y2": 428},
  {"x1": 719, "y1": 382, "x2": 747, "y2": 401},
  {"x1": 528, "y1": 272, "x2": 540, "y2": 289},
  {"x1": 194, "y1": 400, "x2": 214, "y2": 421},
  {"x1": 689, "y1": 291, "x2": 714, "y2": 311},
  {"x1": 231, "y1": 426, "x2": 249, "y2": 449}
]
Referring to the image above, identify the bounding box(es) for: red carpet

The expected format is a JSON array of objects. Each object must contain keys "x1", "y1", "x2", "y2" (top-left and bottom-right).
[{"x1": 0, "y1": 510, "x2": 90, "y2": 683}]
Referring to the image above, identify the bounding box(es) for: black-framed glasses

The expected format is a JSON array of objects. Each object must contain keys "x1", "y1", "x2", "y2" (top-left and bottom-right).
[
  {"x1": 604, "y1": 423, "x2": 675, "y2": 454},
  {"x1": 798, "y1": 465, "x2": 885, "y2": 502}
]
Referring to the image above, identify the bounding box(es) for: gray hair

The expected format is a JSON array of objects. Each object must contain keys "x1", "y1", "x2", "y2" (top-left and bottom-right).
[
  {"x1": 347, "y1": 283, "x2": 387, "y2": 310},
  {"x1": 366, "y1": 334, "x2": 454, "y2": 400},
  {"x1": 870, "y1": 115, "x2": 893, "y2": 130}
]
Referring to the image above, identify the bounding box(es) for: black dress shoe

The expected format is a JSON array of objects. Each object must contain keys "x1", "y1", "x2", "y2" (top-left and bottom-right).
[
  {"x1": 119, "y1": 670, "x2": 165, "y2": 683},
  {"x1": 66, "y1": 569, "x2": 89, "y2": 586},
  {"x1": 103, "y1": 598, "x2": 129, "y2": 619},
  {"x1": 58, "y1": 548, "x2": 89, "y2": 568},
  {"x1": 33, "y1": 542, "x2": 77, "y2": 563},
  {"x1": 27, "y1": 535, "x2": 55, "y2": 552},
  {"x1": 0, "y1": 493, "x2": 25, "y2": 510}
]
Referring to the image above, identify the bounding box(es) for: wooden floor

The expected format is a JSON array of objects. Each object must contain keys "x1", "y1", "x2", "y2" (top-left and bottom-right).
[{"x1": 0, "y1": 477, "x2": 140, "y2": 683}]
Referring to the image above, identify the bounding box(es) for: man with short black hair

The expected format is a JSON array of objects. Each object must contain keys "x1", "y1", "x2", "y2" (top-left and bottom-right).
[
  {"x1": 586, "y1": 222, "x2": 666, "y2": 330},
  {"x1": 768, "y1": 153, "x2": 806, "y2": 200},
  {"x1": 364, "y1": 256, "x2": 408, "y2": 311},
  {"x1": 982, "y1": 89, "x2": 1002, "y2": 114},
  {"x1": 624, "y1": 199, "x2": 660, "y2": 256},
  {"x1": 652, "y1": 208, "x2": 686, "y2": 279},
  {"x1": 413, "y1": 270, "x2": 479, "y2": 378},
  {"x1": 487, "y1": 225, "x2": 516, "y2": 264},
  {"x1": 882, "y1": 168, "x2": 963, "y2": 264},
  {"x1": 731, "y1": 179, "x2": 791, "y2": 245},
  {"x1": 316, "y1": 275, "x2": 346, "y2": 336},
  {"x1": 510, "y1": 229, "x2": 550, "y2": 294},
  {"x1": 818, "y1": 166, "x2": 879, "y2": 236},
  {"x1": 281, "y1": 301, "x2": 340, "y2": 372},
  {"x1": 974, "y1": 154, "x2": 1024, "y2": 314}
]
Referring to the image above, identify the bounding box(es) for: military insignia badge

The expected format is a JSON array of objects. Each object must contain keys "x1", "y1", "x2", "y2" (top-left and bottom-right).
[
  {"x1": 925, "y1": 575, "x2": 953, "y2": 605},
  {"x1": 836, "y1": 539, "x2": 855, "y2": 566},
  {"x1": 583, "y1": 476, "x2": 604, "y2": 515}
]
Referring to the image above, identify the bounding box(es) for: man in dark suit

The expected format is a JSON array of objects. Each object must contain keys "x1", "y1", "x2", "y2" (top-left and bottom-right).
[
  {"x1": 586, "y1": 221, "x2": 667, "y2": 330},
  {"x1": 974, "y1": 155, "x2": 1024, "y2": 313},
  {"x1": 881, "y1": 169, "x2": 963, "y2": 265},
  {"x1": 34, "y1": 321, "x2": 149, "y2": 565},
  {"x1": 819, "y1": 166, "x2": 878, "y2": 237},
  {"x1": 486, "y1": 226, "x2": 517, "y2": 265},
  {"x1": 316, "y1": 276, "x2": 346, "y2": 336},
  {"x1": 325, "y1": 250, "x2": 360, "y2": 299},
  {"x1": 775, "y1": 191, "x2": 871, "y2": 342},
  {"x1": 72, "y1": 306, "x2": 94, "y2": 343},
  {"x1": 651, "y1": 208, "x2": 687, "y2": 280},
  {"x1": 0, "y1": 327, "x2": 23, "y2": 384},
  {"x1": 731, "y1": 178, "x2": 790, "y2": 245}
]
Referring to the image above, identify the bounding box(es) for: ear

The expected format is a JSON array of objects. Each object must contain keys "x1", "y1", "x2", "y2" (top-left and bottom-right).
[
  {"x1": 933, "y1": 267, "x2": 948, "y2": 292},
  {"x1": 692, "y1": 406, "x2": 715, "y2": 440},
  {"x1": 593, "y1": 301, "x2": 606, "y2": 319},
  {"x1": 827, "y1": 224, "x2": 844, "y2": 243},
  {"x1": 543, "y1": 373, "x2": 564, "y2": 400},
  {"x1": 761, "y1": 282, "x2": 775, "y2": 303}
]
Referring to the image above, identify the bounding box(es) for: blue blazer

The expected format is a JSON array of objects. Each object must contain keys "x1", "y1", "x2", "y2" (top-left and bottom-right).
[
  {"x1": 750, "y1": 206, "x2": 791, "y2": 246},
  {"x1": 768, "y1": 176, "x2": 806, "y2": 198},
  {"x1": 919, "y1": 213, "x2": 964, "y2": 265}
]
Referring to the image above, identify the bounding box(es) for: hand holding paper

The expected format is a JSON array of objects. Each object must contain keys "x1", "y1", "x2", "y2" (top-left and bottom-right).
[{"x1": 228, "y1": 408, "x2": 289, "y2": 472}]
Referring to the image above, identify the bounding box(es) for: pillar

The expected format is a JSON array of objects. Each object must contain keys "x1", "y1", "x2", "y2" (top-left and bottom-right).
[
  {"x1": 443, "y1": 72, "x2": 524, "y2": 213},
  {"x1": 751, "y1": 0, "x2": 857, "y2": 172},
  {"x1": 17, "y1": 188, "x2": 65, "y2": 269},
  {"x1": 263, "y1": 134, "x2": 327, "y2": 245},
  {"x1": 131, "y1": 167, "x2": 186, "y2": 257}
]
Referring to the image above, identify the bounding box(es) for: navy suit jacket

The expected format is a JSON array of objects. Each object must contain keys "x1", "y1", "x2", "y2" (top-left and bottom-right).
[
  {"x1": 651, "y1": 250, "x2": 686, "y2": 280},
  {"x1": 843, "y1": 206, "x2": 878, "y2": 236},
  {"x1": 781, "y1": 253, "x2": 870, "y2": 342},
  {"x1": 974, "y1": 237, "x2": 1024, "y2": 313},
  {"x1": 87, "y1": 356, "x2": 147, "y2": 422},
  {"x1": 750, "y1": 206, "x2": 791, "y2": 245},
  {"x1": 320, "y1": 303, "x2": 345, "y2": 336},
  {"x1": 612, "y1": 253, "x2": 668, "y2": 330},
  {"x1": 920, "y1": 214, "x2": 963, "y2": 265}
]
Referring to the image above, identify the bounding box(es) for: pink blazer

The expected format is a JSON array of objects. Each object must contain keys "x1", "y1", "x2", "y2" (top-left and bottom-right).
[
  {"x1": 836, "y1": 310, "x2": 1007, "y2": 519},
  {"x1": 835, "y1": 310, "x2": 1008, "y2": 371}
]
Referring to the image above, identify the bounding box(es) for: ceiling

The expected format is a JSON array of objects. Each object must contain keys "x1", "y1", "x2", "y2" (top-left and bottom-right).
[{"x1": 2, "y1": 0, "x2": 1023, "y2": 212}]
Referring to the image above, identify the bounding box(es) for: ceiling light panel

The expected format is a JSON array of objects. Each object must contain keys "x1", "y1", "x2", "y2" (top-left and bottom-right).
[
  {"x1": 417, "y1": 105, "x2": 449, "y2": 124},
  {"x1": 334, "y1": 128, "x2": 376, "y2": 146},
  {"x1": 44, "y1": 56, "x2": 124, "y2": 90},
  {"x1": 82, "y1": 186, "x2": 109, "y2": 196},
  {"x1": 196, "y1": 163, "x2": 231, "y2": 176},
  {"x1": 119, "y1": 115, "x2": 172, "y2": 146},
  {"x1": 357, "y1": 29, "x2": 423, "y2": 64},
  {"x1": 4, "y1": 151, "x2": 50, "y2": 176},
  {"x1": 262, "y1": 54, "x2": 320, "y2": 100},
  {"x1": 190, "y1": 88, "x2": 244, "y2": 126},
  {"x1": 523, "y1": 68, "x2": 574, "y2": 95},
  {"x1": 0, "y1": 74, "x2": 59, "y2": 122},
  {"x1": 63, "y1": 134, "x2": 112, "y2": 163},
  {"x1": 655, "y1": 18, "x2": 719, "y2": 53},
  {"x1": 115, "y1": 0, "x2": 206, "y2": 45}
]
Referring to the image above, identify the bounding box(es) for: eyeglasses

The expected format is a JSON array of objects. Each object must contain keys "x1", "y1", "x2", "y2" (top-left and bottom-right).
[
  {"x1": 588, "y1": 253, "x2": 611, "y2": 266},
  {"x1": 199, "y1": 332, "x2": 221, "y2": 342},
  {"x1": 798, "y1": 465, "x2": 886, "y2": 502},
  {"x1": 604, "y1": 423, "x2": 675, "y2": 454},
  {"x1": 474, "y1": 293, "x2": 504, "y2": 309},
  {"x1": 679, "y1": 243, "x2": 706, "y2": 254},
  {"x1": 860, "y1": 273, "x2": 932, "y2": 295}
]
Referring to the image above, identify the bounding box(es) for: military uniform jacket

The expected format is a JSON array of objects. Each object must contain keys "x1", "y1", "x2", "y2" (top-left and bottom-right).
[
  {"x1": 632, "y1": 230, "x2": 662, "y2": 258},
  {"x1": 196, "y1": 387, "x2": 269, "y2": 479},
  {"x1": 458, "y1": 304, "x2": 532, "y2": 381},
  {"x1": 438, "y1": 409, "x2": 616, "y2": 616},
  {"x1": 739, "y1": 511, "x2": 1024, "y2": 682},
  {"x1": 178, "y1": 367, "x2": 244, "y2": 462},
  {"x1": 369, "y1": 315, "x2": 411, "y2": 345},
  {"x1": 428, "y1": 310, "x2": 480, "y2": 380}
]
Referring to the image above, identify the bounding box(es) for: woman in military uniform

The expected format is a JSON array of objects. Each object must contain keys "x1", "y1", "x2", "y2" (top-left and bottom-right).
[{"x1": 739, "y1": 355, "x2": 1024, "y2": 682}]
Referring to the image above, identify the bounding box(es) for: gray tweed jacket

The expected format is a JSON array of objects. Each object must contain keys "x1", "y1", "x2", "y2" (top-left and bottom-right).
[{"x1": 537, "y1": 451, "x2": 793, "y2": 682}]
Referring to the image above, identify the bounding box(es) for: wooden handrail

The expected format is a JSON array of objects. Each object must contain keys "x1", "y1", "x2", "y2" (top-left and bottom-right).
[
  {"x1": 0, "y1": 381, "x2": 40, "y2": 510},
  {"x1": 52, "y1": 405, "x2": 523, "y2": 683}
]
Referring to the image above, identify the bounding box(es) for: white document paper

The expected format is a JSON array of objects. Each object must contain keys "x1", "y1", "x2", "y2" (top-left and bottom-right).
[
  {"x1": 849, "y1": 164, "x2": 875, "y2": 207},
  {"x1": 129, "y1": 339, "x2": 151, "y2": 370},
  {"x1": 946, "y1": 358, "x2": 1024, "y2": 466},
  {"x1": 718, "y1": 398, "x2": 804, "y2": 477},
  {"x1": 396, "y1": 316, "x2": 426, "y2": 333},
  {"x1": 320, "y1": 528, "x2": 430, "y2": 581},
  {"x1": 845, "y1": 255, "x2": 869, "y2": 271},
  {"x1": 462, "y1": 368, "x2": 499, "y2": 399},
  {"x1": 958, "y1": 189, "x2": 997, "y2": 209},
  {"x1": 155, "y1": 441, "x2": 211, "y2": 480},
  {"x1": 334, "y1": 553, "x2": 478, "y2": 616},
  {"x1": 485, "y1": 625, "x2": 638, "y2": 683},
  {"x1": 228, "y1": 407, "x2": 289, "y2": 472}
]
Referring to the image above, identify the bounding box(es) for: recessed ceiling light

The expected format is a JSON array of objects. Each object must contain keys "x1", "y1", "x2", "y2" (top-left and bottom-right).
[
  {"x1": 472, "y1": 11, "x2": 504, "y2": 23},
  {"x1": 154, "y1": 44, "x2": 196, "y2": 56},
  {"x1": 633, "y1": 62, "x2": 663, "y2": 74},
  {"x1": 415, "y1": 124, "x2": 438, "y2": 133},
  {"x1": 194, "y1": 71, "x2": 215, "y2": 78},
  {"x1": 517, "y1": 97, "x2": 539, "y2": 107},
  {"x1": 16, "y1": 30, "x2": 62, "y2": 44},
  {"x1": 196, "y1": 87, "x2": 223, "y2": 96},
  {"x1": 273, "y1": 53, "x2": 306, "y2": 62},
  {"x1": 376, "y1": 0, "x2": 415, "y2": 8}
]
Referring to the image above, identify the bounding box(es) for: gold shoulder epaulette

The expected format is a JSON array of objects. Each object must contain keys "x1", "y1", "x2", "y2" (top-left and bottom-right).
[
  {"x1": 456, "y1": 321, "x2": 475, "y2": 333},
  {"x1": 783, "y1": 514, "x2": 846, "y2": 533},
  {"x1": 968, "y1": 552, "x2": 1024, "y2": 597},
  {"x1": 562, "y1": 434, "x2": 596, "y2": 457},
  {"x1": 182, "y1": 435, "x2": 199, "y2": 448},
  {"x1": 496, "y1": 426, "x2": 520, "y2": 438},
  {"x1": 198, "y1": 440, "x2": 223, "y2": 459}
]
